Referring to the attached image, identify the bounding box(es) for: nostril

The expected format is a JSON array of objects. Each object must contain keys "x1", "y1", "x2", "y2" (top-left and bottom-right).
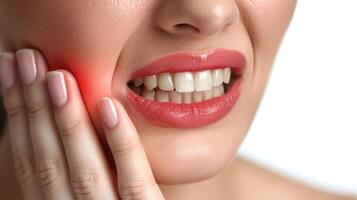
[{"x1": 174, "y1": 23, "x2": 200, "y2": 33}]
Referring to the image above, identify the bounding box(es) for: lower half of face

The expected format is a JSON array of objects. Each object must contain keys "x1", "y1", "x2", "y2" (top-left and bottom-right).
[{"x1": 0, "y1": 0, "x2": 296, "y2": 184}]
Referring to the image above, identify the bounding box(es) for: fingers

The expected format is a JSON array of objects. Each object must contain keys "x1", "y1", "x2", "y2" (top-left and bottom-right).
[
  {"x1": 16, "y1": 49, "x2": 75, "y2": 199},
  {"x1": 47, "y1": 70, "x2": 117, "y2": 199},
  {"x1": 97, "y1": 98, "x2": 165, "y2": 200},
  {"x1": 0, "y1": 52, "x2": 45, "y2": 200}
]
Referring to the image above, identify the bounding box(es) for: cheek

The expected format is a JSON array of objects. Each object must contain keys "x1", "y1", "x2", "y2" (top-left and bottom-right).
[
  {"x1": 50, "y1": 61, "x2": 114, "y2": 136},
  {"x1": 0, "y1": 1, "x2": 147, "y2": 134},
  {"x1": 0, "y1": 0, "x2": 149, "y2": 134},
  {"x1": 240, "y1": 0, "x2": 296, "y2": 58},
  {"x1": 0, "y1": 1, "x2": 147, "y2": 131}
]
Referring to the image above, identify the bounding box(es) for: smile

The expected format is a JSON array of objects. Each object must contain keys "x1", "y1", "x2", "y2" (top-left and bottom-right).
[
  {"x1": 128, "y1": 67, "x2": 233, "y2": 103},
  {"x1": 126, "y1": 49, "x2": 246, "y2": 128}
]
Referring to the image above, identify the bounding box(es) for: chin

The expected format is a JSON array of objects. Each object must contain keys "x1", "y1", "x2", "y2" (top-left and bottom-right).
[
  {"x1": 150, "y1": 145, "x2": 237, "y2": 184},
  {"x1": 121, "y1": 99, "x2": 251, "y2": 185}
]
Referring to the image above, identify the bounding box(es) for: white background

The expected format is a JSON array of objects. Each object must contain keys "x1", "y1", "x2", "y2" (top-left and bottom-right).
[{"x1": 239, "y1": 0, "x2": 357, "y2": 195}]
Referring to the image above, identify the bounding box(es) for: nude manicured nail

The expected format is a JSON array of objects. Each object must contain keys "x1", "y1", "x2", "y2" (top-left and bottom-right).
[
  {"x1": 0, "y1": 53, "x2": 16, "y2": 89},
  {"x1": 16, "y1": 49, "x2": 37, "y2": 85},
  {"x1": 98, "y1": 98, "x2": 119, "y2": 129},
  {"x1": 47, "y1": 72, "x2": 68, "y2": 107}
]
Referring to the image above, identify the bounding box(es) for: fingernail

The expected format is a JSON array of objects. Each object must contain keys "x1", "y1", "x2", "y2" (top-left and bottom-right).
[
  {"x1": 0, "y1": 53, "x2": 16, "y2": 89},
  {"x1": 98, "y1": 97, "x2": 118, "y2": 129},
  {"x1": 47, "y1": 71, "x2": 68, "y2": 107},
  {"x1": 16, "y1": 49, "x2": 37, "y2": 85}
]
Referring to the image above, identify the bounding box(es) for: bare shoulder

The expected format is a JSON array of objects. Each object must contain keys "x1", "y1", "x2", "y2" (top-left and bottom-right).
[{"x1": 226, "y1": 156, "x2": 357, "y2": 200}]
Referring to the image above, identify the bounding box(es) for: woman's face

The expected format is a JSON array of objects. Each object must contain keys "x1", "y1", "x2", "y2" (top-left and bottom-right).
[{"x1": 0, "y1": 0, "x2": 296, "y2": 184}]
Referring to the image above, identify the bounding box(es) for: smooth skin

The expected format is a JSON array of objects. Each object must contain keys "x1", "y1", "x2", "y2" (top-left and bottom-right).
[
  {"x1": 0, "y1": 50, "x2": 355, "y2": 200},
  {"x1": 0, "y1": 50, "x2": 164, "y2": 199},
  {"x1": 0, "y1": 0, "x2": 356, "y2": 199},
  {"x1": 0, "y1": 0, "x2": 298, "y2": 185}
]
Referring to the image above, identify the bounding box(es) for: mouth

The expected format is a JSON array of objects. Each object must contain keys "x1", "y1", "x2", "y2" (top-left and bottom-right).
[{"x1": 126, "y1": 49, "x2": 246, "y2": 128}]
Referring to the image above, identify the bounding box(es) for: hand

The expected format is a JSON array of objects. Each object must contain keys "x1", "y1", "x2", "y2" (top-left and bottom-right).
[{"x1": 0, "y1": 49, "x2": 165, "y2": 200}]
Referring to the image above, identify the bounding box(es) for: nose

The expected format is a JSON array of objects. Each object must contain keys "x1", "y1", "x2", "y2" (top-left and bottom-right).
[{"x1": 155, "y1": 0, "x2": 239, "y2": 37}]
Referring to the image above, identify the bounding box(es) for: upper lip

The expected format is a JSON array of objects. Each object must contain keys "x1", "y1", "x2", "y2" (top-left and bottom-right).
[{"x1": 128, "y1": 48, "x2": 246, "y2": 81}]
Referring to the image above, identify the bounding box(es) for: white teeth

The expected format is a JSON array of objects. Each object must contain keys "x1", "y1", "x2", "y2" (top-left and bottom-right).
[
  {"x1": 203, "y1": 90, "x2": 213, "y2": 100},
  {"x1": 142, "y1": 89, "x2": 155, "y2": 101},
  {"x1": 174, "y1": 72, "x2": 194, "y2": 93},
  {"x1": 144, "y1": 75, "x2": 158, "y2": 90},
  {"x1": 213, "y1": 85, "x2": 224, "y2": 97},
  {"x1": 212, "y1": 69, "x2": 223, "y2": 87},
  {"x1": 169, "y1": 91, "x2": 182, "y2": 103},
  {"x1": 138, "y1": 68, "x2": 231, "y2": 91},
  {"x1": 158, "y1": 73, "x2": 174, "y2": 91},
  {"x1": 156, "y1": 91, "x2": 170, "y2": 102},
  {"x1": 182, "y1": 93, "x2": 192, "y2": 104},
  {"x1": 193, "y1": 91, "x2": 203, "y2": 103},
  {"x1": 131, "y1": 67, "x2": 233, "y2": 103},
  {"x1": 194, "y1": 70, "x2": 213, "y2": 92},
  {"x1": 134, "y1": 77, "x2": 144, "y2": 87},
  {"x1": 223, "y1": 68, "x2": 231, "y2": 84}
]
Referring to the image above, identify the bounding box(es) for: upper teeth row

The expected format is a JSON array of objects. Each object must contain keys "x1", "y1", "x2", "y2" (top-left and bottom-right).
[{"x1": 133, "y1": 68, "x2": 231, "y2": 93}]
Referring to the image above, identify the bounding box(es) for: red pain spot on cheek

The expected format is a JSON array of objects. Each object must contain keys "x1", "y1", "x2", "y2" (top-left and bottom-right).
[
  {"x1": 53, "y1": 65, "x2": 112, "y2": 119},
  {"x1": 50, "y1": 61, "x2": 116, "y2": 137}
]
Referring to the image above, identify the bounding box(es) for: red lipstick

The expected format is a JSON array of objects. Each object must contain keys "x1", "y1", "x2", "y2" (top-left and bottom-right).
[{"x1": 126, "y1": 49, "x2": 246, "y2": 128}]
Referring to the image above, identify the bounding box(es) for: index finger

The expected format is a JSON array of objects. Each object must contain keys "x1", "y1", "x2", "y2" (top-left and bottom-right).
[{"x1": 97, "y1": 97, "x2": 165, "y2": 200}]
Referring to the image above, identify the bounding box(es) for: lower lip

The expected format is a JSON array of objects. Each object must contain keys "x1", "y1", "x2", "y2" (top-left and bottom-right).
[{"x1": 127, "y1": 78, "x2": 243, "y2": 128}]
